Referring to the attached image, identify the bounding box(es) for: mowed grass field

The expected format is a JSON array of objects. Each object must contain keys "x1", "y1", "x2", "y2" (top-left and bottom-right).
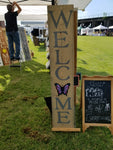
[
  {"x1": 0, "y1": 36, "x2": 113, "y2": 150},
  {"x1": 77, "y1": 36, "x2": 113, "y2": 76}
]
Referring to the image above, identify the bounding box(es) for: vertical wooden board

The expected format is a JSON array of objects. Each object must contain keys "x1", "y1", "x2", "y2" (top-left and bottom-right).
[
  {"x1": 18, "y1": 27, "x2": 31, "y2": 61},
  {"x1": 48, "y1": 5, "x2": 75, "y2": 129},
  {"x1": 1, "y1": 48, "x2": 10, "y2": 65},
  {"x1": 19, "y1": 33, "x2": 26, "y2": 62},
  {"x1": 2, "y1": 28, "x2": 8, "y2": 47},
  {"x1": 0, "y1": 53, "x2": 3, "y2": 66},
  {"x1": 0, "y1": 27, "x2": 10, "y2": 66},
  {"x1": 20, "y1": 45, "x2": 26, "y2": 62},
  {"x1": 111, "y1": 78, "x2": 113, "y2": 134},
  {"x1": 74, "y1": 10, "x2": 77, "y2": 74},
  {"x1": 74, "y1": 9, "x2": 78, "y2": 105},
  {"x1": 0, "y1": 28, "x2": 8, "y2": 48},
  {"x1": 0, "y1": 27, "x2": 2, "y2": 34}
]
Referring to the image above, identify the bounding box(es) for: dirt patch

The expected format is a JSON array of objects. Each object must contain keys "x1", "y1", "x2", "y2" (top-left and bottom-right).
[
  {"x1": 22, "y1": 96, "x2": 38, "y2": 104},
  {"x1": 23, "y1": 127, "x2": 51, "y2": 143}
]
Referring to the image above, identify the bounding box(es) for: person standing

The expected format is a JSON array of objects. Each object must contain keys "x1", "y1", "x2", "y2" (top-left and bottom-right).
[{"x1": 4, "y1": 1, "x2": 22, "y2": 60}]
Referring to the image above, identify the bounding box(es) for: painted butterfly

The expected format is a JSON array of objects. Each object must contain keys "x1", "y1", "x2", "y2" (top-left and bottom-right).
[{"x1": 55, "y1": 83, "x2": 70, "y2": 96}]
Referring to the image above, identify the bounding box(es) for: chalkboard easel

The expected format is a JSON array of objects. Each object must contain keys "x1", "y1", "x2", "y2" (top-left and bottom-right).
[{"x1": 82, "y1": 76, "x2": 113, "y2": 134}]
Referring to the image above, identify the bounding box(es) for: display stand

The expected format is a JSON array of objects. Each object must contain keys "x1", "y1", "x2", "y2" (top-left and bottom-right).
[{"x1": 82, "y1": 76, "x2": 113, "y2": 135}]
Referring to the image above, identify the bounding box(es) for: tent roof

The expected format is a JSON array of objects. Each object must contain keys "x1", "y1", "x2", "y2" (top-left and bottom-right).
[
  {"x1": 0, "y1": 5, "x2": 48, "y2": 21},
  {"x1": 109, "y1": 26, "x2": 113, "y2": 29},
  {"x1": 58, "y1": 0, "x2": 92, "y2": 10},
  {"x1": 93, "y1": 24, "x2": 108, "y2": 30},
  {"x1": 0, "y1": 0, "x2": 50, "y2": 21},
  {"x1": 0, "y1": 0, "x2": 92, "y2": 21},
  {"x1": 0, "y1": 0, "x2": 51, "y2": 6}
]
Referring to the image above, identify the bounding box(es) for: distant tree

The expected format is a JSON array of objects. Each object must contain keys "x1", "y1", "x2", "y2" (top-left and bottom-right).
[{"x1": 103, "y1": 12, "x2": 107, "y2": 20}]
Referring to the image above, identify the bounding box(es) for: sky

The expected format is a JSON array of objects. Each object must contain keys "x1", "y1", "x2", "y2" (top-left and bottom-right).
[
  {"x1": 0, "y1": 0, "x2": 113, "y2": 20},
  {"x1": 78, "y1": 0, "x2": 113, "y2": 19}
]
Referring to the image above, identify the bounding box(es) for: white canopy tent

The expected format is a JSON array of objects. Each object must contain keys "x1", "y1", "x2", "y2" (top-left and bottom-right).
[
  {"x1": 0, "y1": 0, "x2": 51, "y2": 6},
  {"x1": 93, "y1": 24, "x2": 108, "y2": 36},
  {"x1": 0, "y1": 0, "x2": 51, "y2": 21},
  {"x1": 0, "y1": 0, "x2": 92, "y2": 21},
  {"x1": 0, "y1": 6, "x2": 48, "y2": 21},
  {"x1": 93, "y1": 24, "x2": 108, "y2": 30},
  {"x1": 109, "y1": 26, "x2": 113, "y2": 29}
]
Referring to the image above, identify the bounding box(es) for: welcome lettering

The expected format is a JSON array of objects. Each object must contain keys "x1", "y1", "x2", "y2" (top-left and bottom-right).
[{"x1": 48, "y1": 5, "x2": 75, "y2": 129}]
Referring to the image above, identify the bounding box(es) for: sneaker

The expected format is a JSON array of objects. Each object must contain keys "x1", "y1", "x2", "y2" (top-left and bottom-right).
[
  {"x1": 11, "y1": 57, "x2": 19, "y2": 61},
  {"x1": 16, "y1": 57, "x2": 20, "y2": 60},
  {"x1": 10, "y1": 57, "x2": 15, "y2": 61}
]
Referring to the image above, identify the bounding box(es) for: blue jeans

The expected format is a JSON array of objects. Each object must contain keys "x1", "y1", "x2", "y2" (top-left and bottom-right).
[{"x1": 6, "y1": 31, "x2": 20, "y2": 59}]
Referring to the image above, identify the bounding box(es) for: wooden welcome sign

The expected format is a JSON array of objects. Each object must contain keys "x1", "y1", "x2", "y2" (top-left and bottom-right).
[
  {"x1": 48, "y1": 5, "x2": 80, "y2": 131},
  {"x1": 82, "y1": 76, "x2": 113, "y2": 134}
]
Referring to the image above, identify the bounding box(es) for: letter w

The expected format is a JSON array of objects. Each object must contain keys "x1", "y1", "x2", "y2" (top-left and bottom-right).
[{"x1": 49, "y1": 10, "x2": 73, "y2": 28}]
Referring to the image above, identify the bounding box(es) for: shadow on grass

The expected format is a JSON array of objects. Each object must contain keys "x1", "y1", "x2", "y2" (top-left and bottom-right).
[
  {"x1": 0, "y1": 59, "x2": 51, "y2": 102},
  {"x1": 77, "y1": 58, "x2": 88, "y2": 65},
  {"x1": 0, "y1": 61, "x2": 110, "y2": 98},
  {"x1": 77, "y1": 48, "x2": 83, "y2": 52},
  {"x1": 77, "y1": 67, "x2": 110, "y2": 77},
  {"x1": 0, "y1": 59, "x2": 113, "y2": 150}
]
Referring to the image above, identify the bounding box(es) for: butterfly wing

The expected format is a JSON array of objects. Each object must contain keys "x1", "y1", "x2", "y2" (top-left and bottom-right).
[
  {"x1": 63, "y1": 83, "x2": 70, "y2": 96},
  {"x1": 55, "y1": 83, "x2": 63, "y2": 96}
]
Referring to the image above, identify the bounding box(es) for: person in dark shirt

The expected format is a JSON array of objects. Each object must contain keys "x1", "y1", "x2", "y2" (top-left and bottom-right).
[{"x1": 5, "y1": 1, "x2": 22, "y2": 60}]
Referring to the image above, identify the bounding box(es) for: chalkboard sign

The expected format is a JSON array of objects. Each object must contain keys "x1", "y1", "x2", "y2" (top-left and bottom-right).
[{"x1": 82, "y1": 76, "x2": 113, "y2": 134}]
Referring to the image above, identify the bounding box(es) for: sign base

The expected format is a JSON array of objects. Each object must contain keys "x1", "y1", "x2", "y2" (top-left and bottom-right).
[
  {"x1": 52, "y1": 128, "x2": 81, "y2": 132},
  {"x1": 83, "y1": 124, "x2": 113, "y2": 135}
]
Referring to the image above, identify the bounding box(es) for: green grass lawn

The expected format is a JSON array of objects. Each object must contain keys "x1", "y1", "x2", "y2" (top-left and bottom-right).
[
  {"x1": 77, "y1": 36, "x2": 113, "y2": 76},
  {"x1": 0, "y1": 36, "x2": 113, "y2": 150}
]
